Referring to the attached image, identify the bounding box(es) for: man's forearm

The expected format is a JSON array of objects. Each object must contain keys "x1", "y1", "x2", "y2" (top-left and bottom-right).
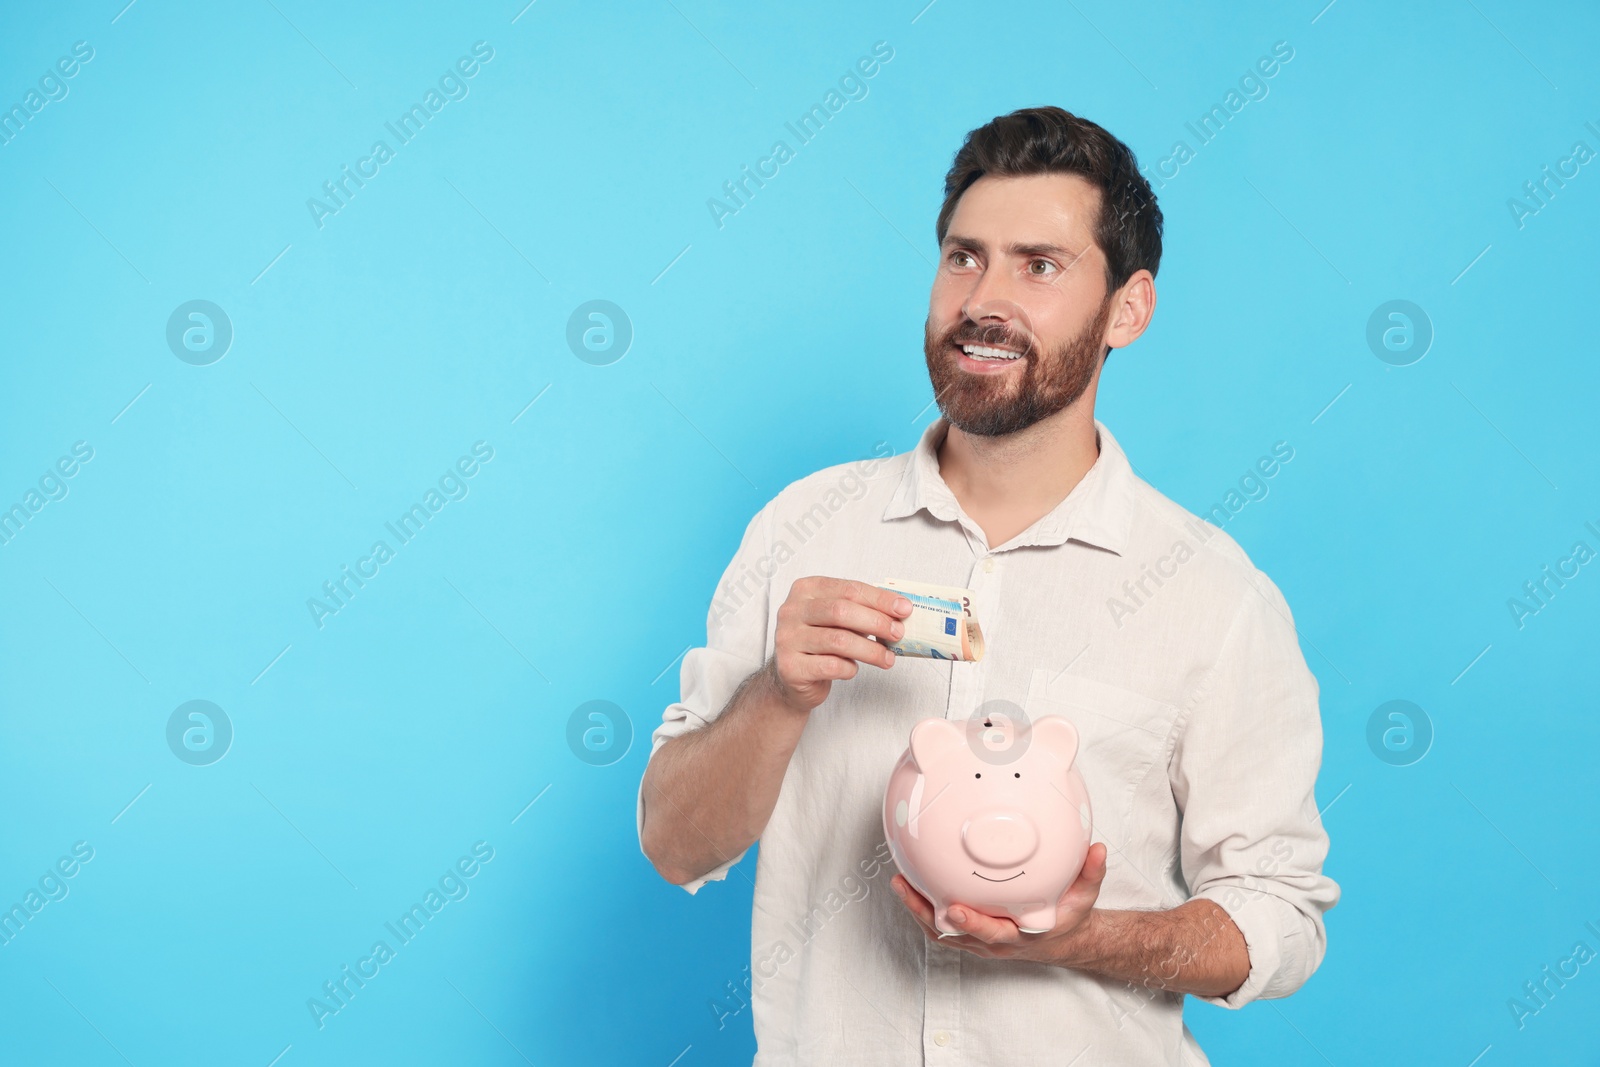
[
  {"x1": 1049, "y1": 899, "x2": 1250, "y2": 998},
  {"x1": 639, "y1": 661, "x2": 809, "y2": 885}
]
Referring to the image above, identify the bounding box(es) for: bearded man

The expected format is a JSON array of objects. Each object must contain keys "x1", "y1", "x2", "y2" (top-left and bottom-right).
[{"x1": 638, "y1": 105, "x2": 1338, "y2": 1066}]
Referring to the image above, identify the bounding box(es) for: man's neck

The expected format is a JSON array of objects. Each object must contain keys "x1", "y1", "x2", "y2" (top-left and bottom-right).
[{"x1": 935, "y1": 403, "x2": 1101, "y2": 550}]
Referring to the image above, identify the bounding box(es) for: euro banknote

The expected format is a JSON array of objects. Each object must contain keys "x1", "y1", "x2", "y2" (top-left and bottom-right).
[{"x1": 875, "y1": 579, "x2": 986, "y2": 662}]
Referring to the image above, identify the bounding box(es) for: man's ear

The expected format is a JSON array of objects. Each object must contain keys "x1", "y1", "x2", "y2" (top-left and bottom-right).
[
  {"x1": 909, "y1": 717, "x2": 966, "y2": 774},
  {"x1": 1105, "y1": 269, "x2": 1156, "y2": 350}
]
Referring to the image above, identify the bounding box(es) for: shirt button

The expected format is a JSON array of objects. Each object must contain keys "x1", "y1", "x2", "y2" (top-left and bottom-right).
[
  {"x1": 933, "y1": 1031, "x2": 950, "y2": 1046},
  {"x1": 983, "y1": 557, "x2": 995, "y2": 573}
]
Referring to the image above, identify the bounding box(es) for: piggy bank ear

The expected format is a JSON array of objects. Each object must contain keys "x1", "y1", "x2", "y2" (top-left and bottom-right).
[
  {"x1": 1031, "y1": 715, "x2": 1080, "y2": 771},
  {"x1": 909, "y1": 717, "x2": 967, "y2": 774}
]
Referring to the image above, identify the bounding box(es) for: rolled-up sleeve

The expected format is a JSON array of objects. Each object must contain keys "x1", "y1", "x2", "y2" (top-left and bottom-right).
[
  {"x1": 636, "y1": 501, "x2": 776, "y2": 894},
  {"x1": 1170, "y1": 569, "x2": 1341, "y2": 1008}
]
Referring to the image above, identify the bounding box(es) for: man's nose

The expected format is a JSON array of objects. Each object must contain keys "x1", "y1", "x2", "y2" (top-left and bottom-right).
[{"x1": 961, "y1": 268, "x2": 1021, "y2": 334}]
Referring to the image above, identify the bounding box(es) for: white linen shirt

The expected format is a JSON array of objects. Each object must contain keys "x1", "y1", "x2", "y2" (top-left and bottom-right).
[{"x1": 637, "y1": 417, "x2": 1339, "y2": 1066}]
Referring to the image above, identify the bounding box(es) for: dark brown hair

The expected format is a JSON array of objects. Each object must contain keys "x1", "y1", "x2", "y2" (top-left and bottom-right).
[{"x1": 936, "y1": 106, "x2": 1163, "y2": 296}]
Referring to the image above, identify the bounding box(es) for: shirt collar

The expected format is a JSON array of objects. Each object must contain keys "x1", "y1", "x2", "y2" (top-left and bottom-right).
[{"x1": 882, "y1": 416, "x2": 1138, "y2": 555}]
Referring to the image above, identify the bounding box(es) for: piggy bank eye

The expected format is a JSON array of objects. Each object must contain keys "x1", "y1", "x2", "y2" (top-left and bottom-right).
[
  {"x1": 974, "y1": 772, "x2": 981, "y2": 778},
  {"x1": 1013, "y1": 772, "x2": 1021, "y2": 778}
]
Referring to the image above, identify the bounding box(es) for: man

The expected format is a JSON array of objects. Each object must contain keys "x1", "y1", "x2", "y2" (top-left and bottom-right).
[{"x1": 638, "y1": 106, "x2": 1338, "y2": 1064}]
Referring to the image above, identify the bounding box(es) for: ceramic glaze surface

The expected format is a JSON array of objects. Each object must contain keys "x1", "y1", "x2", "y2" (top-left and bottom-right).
[{"x1": 884, "y1": 712, "x2": 1092, "y2": 935}]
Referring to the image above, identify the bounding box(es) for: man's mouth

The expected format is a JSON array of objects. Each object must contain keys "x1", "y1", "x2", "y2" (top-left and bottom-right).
[
  {"x1": 952, "y1": 342, "x2": 1026, "y2": 374},
  {"x1": 971, "y1": 869, "x2": 1025, "y2": 882},
  {"x1": 959, "y1": 343, "x2": 1024, "y2": 362}
]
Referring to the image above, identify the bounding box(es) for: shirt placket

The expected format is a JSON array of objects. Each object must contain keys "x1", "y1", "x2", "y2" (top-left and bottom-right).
[
  {"x1": 922, "y1": 943, "x2": 962, "y2": 1062},
  {"x1": 924, "y1": 547, "x2": 1003, "y2": 1062},
  {"x1": 940, "y1": 531, "x2": 1000, "y2": 723}
]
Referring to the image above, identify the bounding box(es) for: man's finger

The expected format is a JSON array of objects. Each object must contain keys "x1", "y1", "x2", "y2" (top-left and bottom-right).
[
  {"x1": 894, "y1": 878, "x2": 999, "y2": 948},
  {"x1": 892, "y1": 877, "x2": 949, "y2": 937},
  {"x1": 1061, "y1": 842, "x2": 1106, "y2": 891},
  {"x1": 847, "y1": 580, "x2": 914, "y2": 621},
  {"x1": 795, "y1": 628, "x2": 894, "y2": 669},
  {"x1": 893, "y1": 887, "x2": 942, "y2": 942},
  {"x1": 1057, "y1": 843, "x2": 1108, "y2": 914},
  {"x1": 1080, "y1": 842, "x2": 1108, "y2": 884},
  {"x1": 796, "y1": 596, "x2": 904, "y2": 646},
  {"x1": 948, "y1": 905, "x2": 1020, "y2": 945},
  {"x1": 891, "y1": 876, "x2": 933, "y2": 920},
  {"x1": 814, "y1": 578, "x2": 913, "y2": 621},
  {"x1": 787, "y1": 653, "x2": 863, "y2": 684}
]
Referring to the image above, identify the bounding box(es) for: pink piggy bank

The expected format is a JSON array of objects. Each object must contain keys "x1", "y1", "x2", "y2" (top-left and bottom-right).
[{"x1": 883, "y1": 711, "x2": 1091, "y2": 936}]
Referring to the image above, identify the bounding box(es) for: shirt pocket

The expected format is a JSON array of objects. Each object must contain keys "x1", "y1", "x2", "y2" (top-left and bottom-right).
[{"x1": 1024, "y1": 668, "x2": 1182, "y2": 844}]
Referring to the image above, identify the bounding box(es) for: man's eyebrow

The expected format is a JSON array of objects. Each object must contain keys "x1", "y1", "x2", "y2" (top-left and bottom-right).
[{"x1": 940, "y1": 234, "x2": 1088, "y2": 260}]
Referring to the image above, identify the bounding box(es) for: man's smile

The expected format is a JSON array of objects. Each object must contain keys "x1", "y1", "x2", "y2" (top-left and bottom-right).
[{"x1": 953, "y1": 342, "x2": 1027, "y2": 375}]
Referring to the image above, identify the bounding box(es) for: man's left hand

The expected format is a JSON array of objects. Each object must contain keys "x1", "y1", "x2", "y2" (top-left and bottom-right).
[{"x1": 889, "y1": 842, "x2": 1108, "y2": 964}]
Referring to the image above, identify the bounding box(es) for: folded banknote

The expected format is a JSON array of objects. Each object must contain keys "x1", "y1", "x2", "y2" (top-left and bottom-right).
[{"x1": 875, "y1": 579, "x2": 986, "y2": 662}]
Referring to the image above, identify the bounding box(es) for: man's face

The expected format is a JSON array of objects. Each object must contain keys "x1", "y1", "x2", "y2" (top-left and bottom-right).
[{"x1": 924, "y1": 173, "x2": 1114, "y2": 438}]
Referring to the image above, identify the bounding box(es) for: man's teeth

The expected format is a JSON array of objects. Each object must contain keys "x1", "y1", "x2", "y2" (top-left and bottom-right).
[{"x1": 962, "y1": 344, "x2": 1022, "y2": 361}]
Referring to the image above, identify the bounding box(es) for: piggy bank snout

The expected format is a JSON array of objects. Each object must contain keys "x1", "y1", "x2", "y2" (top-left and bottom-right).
[{"x1": 960, "y1": 812, "x2": 1040, "y2": 868}]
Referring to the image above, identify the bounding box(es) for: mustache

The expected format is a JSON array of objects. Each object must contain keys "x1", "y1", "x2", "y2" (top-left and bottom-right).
[{"x1": 943, "y1": 320, "x2": 1035, "y2": 357}]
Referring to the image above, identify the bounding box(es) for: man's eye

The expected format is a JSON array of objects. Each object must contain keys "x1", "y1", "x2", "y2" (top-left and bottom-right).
[
  {"x1": 1029, "y1": 259, "x2": 1058, "y2": 276},
  {"x1": 948, "y1": 250, "x2": 975, "y2": 267}
]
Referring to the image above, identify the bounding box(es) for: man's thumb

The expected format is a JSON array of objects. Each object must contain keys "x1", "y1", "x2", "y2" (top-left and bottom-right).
[{"x1": 1084, "y1": 842, "x2": 1108, "y2": 881}]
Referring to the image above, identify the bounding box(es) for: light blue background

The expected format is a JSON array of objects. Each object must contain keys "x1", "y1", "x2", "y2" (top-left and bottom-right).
[{"x1": 2, "y1": 1, "x2": 1597, "y2": 1064}]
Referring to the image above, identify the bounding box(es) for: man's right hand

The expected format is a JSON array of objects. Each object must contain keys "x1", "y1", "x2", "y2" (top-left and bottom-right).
[
  {"x1": 641, "y1": 577, "x2": 913, "y2": 885},
  {"x1": 767, "y1": 577, "x2": 914, "y2": 714}
]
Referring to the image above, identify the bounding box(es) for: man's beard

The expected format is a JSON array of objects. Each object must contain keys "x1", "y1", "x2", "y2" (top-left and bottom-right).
[{"x1": 922, "y1": 295, "x2": 1113, "y2": 438}]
